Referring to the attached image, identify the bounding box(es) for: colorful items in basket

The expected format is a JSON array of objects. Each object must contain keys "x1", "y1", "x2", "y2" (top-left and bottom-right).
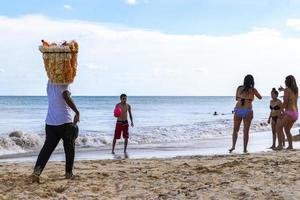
[{"x1": 39, "y1": 40, "x2": 79, "y2": 84}]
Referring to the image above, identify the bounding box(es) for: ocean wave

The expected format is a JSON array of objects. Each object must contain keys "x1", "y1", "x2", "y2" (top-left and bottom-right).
[
  {"x1": 129, "y1": 119, "x2": 274, "y2": 144},
  {"x1": 1, "y1": 120, "x2": 299, "y2": 156},
  {"x1": 0, "y1": 131, "x2": 43, "y2": 155}
]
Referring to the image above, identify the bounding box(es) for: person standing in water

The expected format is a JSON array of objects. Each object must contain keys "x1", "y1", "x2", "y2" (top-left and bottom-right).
[
  {"x1": 112, "y1": 94, "x2": 134, "y2": 154},
  {"x1": 268, "y1": 88, "x2": 283, "y2": 149},
  {"x1": 31, "y1": 81, "x2": 80, "y2": 183},
  {"x1": 275, "y1": 75, "x2": 298, "y2": 150},
  {"x1": 229, "y1": 75, "x2": 262, "y2": 153}
]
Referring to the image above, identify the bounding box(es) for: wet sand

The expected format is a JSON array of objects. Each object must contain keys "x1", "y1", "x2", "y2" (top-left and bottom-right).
[{"x1": 1, "y1": 150, "x2": 300, "y2": 199}]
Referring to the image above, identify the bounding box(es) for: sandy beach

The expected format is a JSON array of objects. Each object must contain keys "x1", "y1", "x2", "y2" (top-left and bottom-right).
[{"x1": 0, "y1": 150, "x2": 300, "y2": 200}]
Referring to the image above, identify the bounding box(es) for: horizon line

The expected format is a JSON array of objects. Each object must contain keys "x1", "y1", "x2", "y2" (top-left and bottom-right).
[{"x1": 0, "y1": 95, "x2": 271, "y2": 97}]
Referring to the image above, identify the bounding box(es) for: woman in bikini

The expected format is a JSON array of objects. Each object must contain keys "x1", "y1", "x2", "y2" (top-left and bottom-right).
[
  {"x1": 268, "y1": 88, "x2": 283, "y2": 149},
  {"x1": 229, "y1": 74, "x2": 262, "y2": 153},
  {"x1": 275, "y1": 75, "x2": 298, "y2": 150}
]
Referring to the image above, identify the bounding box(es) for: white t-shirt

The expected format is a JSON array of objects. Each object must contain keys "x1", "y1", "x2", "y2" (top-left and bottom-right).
[{"x1": 45, "y1": 81, "x2": 72, "y2": 126}]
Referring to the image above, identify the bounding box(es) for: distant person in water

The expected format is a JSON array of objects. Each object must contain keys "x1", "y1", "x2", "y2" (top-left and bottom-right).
[
  {"x1": 275, "y1": 75, "x2": 298, "y2": 150},
  {"x1": 229, "y1": 75, "x2": 262, "y2": 153},
  {"x1": 112, "y1": 94, "x2": 134, "y2": 154},
  {"x1": 31, "y1": 81, "x2": 80, "y2": 183},
  {"x1": 268, "y1": 88, "x2": 283, "y2": 149}
]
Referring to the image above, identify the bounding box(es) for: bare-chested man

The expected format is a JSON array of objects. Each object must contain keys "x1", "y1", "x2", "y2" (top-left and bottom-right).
[{"x1": 112, "y1": 94, "x2": 134, "y2": 154}]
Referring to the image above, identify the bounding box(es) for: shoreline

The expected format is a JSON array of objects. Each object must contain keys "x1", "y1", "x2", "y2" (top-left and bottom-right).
[
  {"x1": 1, "y1": 150, "x2": 300, "y2": 199},
  {"x1": 2, "y1": 130, "x2": 300, "y2": 163}
]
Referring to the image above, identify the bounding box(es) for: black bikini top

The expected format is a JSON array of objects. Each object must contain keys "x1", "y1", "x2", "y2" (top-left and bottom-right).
[
  {"x1": 270, "y1": 105, "x2": 281, "y2": 110},
  {"x1": 237, "y1": 97, "x2": 253, "y2": 106}
]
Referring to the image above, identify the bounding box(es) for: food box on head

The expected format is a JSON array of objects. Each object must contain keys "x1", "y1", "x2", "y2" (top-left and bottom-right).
[{"x1": 39, "y1": 40, "x2": 79, "y2": 84}]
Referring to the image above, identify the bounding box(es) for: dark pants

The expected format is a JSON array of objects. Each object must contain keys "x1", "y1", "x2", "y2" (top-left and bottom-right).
[{"x1": 34, "y1": 123, "x2": 78, "y2": 175}]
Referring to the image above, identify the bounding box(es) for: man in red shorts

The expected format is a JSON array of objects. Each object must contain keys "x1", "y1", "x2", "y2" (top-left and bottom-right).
[{"x1": 112, "y1": 94, "x2": 134, "y2": 154}]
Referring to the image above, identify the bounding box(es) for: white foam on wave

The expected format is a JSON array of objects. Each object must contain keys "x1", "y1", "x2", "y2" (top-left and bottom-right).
[
  {"x1": 67, "y1": 120, "x2": 300, "y2": 146},
  {"x1": 0, "y1": 131, "x2": 43, "y2": 156},
  {"x1": 1, "y1": 120, "x2": 299, "y2": 156},
  {"x1": 129, "y1": 119, "x2": 274, "y2": 144},
  {"x1": 76, "y1": 132, "x2": 111, "y2": 147}
]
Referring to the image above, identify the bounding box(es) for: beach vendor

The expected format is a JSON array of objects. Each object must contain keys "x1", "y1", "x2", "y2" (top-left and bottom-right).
[{"x1": 32, "y1": 40, "x2": 80, "y2": 183}]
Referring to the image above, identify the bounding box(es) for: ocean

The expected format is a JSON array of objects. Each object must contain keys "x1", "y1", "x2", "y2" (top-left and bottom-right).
[{"x1": 0, "y1": 96, "x2": 297, "y2": 157}]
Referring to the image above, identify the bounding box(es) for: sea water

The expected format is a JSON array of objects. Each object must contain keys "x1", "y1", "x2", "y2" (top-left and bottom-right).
[{"x1": 0, "y1": 96, "x2": 296, "y2": 156}]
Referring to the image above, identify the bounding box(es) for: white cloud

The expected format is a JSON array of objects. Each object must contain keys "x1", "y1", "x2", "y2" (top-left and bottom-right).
[
  {"x1": 126, "y1": 0, "x2": 137, "y2": 5},
  {"x1": 84, "y1": 63, "x2": 109, "y2": 71},
  {"x1": 63, "y1": 4, "x2": 72, "y2": 10},
  {"x1": 0, "y1": 15, "x2": 299, "y2": 95},
  {"x1": 193, "y1": 68, "x2": 206, "y2": 73},
  {"x1": 286, "y1": 18, "x2": 300, "y2": 31}
]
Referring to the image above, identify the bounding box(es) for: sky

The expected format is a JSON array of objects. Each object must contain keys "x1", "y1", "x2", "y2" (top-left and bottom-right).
[{"x1": 1, "y1": 0, "x2": 300, "y2": 96}]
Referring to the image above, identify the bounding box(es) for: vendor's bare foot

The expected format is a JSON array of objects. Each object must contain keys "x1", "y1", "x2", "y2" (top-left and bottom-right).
[
  {"x1": 286, "y1": 146, "x2": 293, "y2": 150},
  {"x1": 269, "y1": 145, "x2": 275, "y2": 149},
  {"x1": 229, "y1": 147, "x2": 235, "y2": 153},
  {"x1": 243, "y1": 149, "x2": 248, "y2": 154},
  {"x1": 112, "y1": 151, "x2": 115, "y2": 154},
  {"x1": 31, "y1": 174, "x2": 40, "y2": 184},
  {"x1": 65, "y1": 172, "x2": 74, "y2": 180}
]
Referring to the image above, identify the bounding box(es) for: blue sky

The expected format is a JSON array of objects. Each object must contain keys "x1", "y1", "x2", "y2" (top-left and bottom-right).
[
  {"x1": 1, "y1": 0, "x2": 300, "y2": 95},
  {"x1": 2, "y1": 0, "x2": 300, "y2": 35}
]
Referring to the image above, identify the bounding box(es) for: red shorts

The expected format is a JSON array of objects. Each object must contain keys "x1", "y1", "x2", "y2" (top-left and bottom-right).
[{"x1": 114, "y1": 120, "x2": 129, "y2": 139}]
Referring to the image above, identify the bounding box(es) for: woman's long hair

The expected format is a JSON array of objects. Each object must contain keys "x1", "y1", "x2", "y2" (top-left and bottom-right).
[
  {"x1": 285, "y1": 75, "x2": 298, "y2": 96},
  {"x1": 241, "y1": 74, "x2": 255, "y2": 94},
  {"x1": 271, "y1": 88, "x2": 279, "y2": 97}
]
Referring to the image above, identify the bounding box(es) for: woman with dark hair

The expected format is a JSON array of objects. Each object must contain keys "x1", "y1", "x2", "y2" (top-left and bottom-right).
[
  {"x1": 229, "y1": 74, "x2": 262, "y2": 153},
  {"x1": 268, "y1": 88, "x2": 283, "y2": 149},
  {"x1": 275, "y1": 75, "x2": 298, "y2": 150}
]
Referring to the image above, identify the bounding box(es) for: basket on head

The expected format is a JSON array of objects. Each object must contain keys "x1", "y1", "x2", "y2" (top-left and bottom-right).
[{"x1": 39, "y1": 40, "x2": 79, "y2": 84}]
